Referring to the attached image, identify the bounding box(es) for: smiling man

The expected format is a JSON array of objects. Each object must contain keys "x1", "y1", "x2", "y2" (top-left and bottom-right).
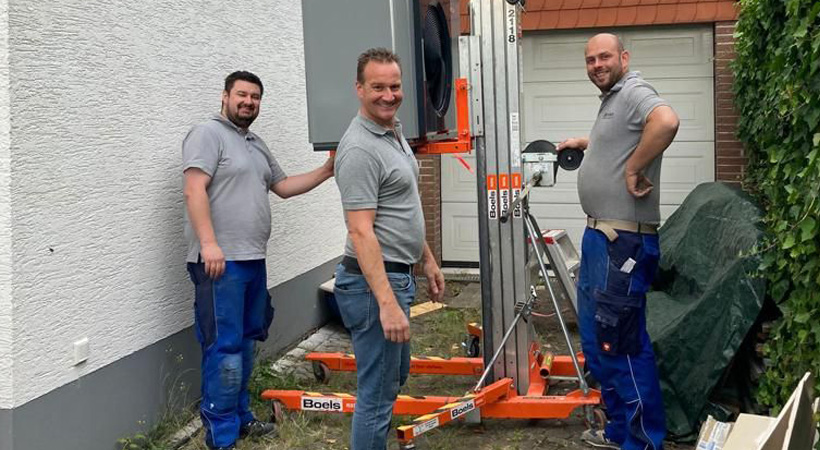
[
  {"x1": 333, "y1": 48, "x2": 445, "y2": 450},
  {"x1": 558, "y1": 34, "x2": 679, "y2": 450},
  {"x1": 182, "y1": 71, "x2": 334, "y2": 450}
]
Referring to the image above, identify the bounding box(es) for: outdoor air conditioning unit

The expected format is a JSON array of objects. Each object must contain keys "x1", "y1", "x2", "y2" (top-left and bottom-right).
[{"x1": 302, "y1": 0, "x2": 460, "y2": 150}]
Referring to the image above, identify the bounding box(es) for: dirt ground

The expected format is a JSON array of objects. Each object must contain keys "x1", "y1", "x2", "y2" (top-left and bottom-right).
[{"x1": 177, "y1": 279, "x2": 694, "y2": 450}]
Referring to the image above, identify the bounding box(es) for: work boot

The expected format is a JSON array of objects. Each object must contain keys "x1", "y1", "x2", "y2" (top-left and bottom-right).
[
  {"x1": 239, "y1": 419, "x2": 277, "y2": 439},
  {"x1": 581, "y1": 429, "x2": 619, "y2": 449}
]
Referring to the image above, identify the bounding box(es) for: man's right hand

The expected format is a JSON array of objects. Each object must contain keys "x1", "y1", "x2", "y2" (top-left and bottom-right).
[
  {"x1": 556, "y1": 137, "x2": 589, "y2": 151},
  {"x1": 380, "y1": 301, "x2": 410, "y2": 343},
  {"x1": 201, "y1": 243, "x2": 225, "y2": 279}
]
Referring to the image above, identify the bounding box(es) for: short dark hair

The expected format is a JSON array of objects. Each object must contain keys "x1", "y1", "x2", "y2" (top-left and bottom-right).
[
  {"x1": 224, "y1": 71, "x2": 264, "y2": 96},
  {"x1": 356, "y1": 48, "x2": 402, "y2": 84}
]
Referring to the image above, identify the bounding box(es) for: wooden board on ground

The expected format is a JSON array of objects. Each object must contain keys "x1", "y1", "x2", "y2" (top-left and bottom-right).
[{"x1": 410, "y1": 301, "x2": 446, "y2": 318}]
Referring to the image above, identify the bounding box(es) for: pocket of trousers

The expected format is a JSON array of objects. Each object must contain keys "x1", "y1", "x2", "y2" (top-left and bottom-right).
[{"x1": 593, "y1": 288, "x2": 642, "y2": 356}]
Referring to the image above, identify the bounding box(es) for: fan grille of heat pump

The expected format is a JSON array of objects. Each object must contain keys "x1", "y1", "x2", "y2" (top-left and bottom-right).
[{"x1": 422, "y1": 3, "x2": 452, "y2": 117}]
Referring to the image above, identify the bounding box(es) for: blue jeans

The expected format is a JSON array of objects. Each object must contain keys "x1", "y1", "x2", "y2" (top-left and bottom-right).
[
  {"x1": 577, "y1": 228, "x2": 666, "y2": 450},
  {"x1": 333, "y1": 264, "x2": 415, "y2": 450},
  {"x1": 187, "y1": 260, "x2": 274, "y2": 449}
]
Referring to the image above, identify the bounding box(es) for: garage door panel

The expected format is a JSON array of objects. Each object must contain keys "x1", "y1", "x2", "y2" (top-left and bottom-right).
[
  {"x1": 525, "y1": 25, "x2": 713, "y2": 83},
  {"x1": 652, "y1": 79, "x2": 714, "y2": 142},
  {"x1": 625, "y1": 29, "x2": 713, "y2": 79},
  {"x1": 524, "y1": 34, "x2": 590, "y2": 82},
  {"x1": 524, "y1": 78, "x2": 713, "y2": 143},
  {"x1": 441, "y1": 202, "x2": 481, "y2": 262},
  {"x1": 659, "y1": 141, "x2": 715, "y2": 204},
  {"x1": 523, "y1": 82, "x2": 601, "y2": 143}
]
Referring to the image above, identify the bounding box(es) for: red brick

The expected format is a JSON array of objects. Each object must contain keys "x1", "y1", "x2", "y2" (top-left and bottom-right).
[
  {"x1": 600, "y1": 0, "x2": 622, "y2": 7},
  {"x1": 621, "y1": 0, "x2": 641, "y2": 6},
  {"x1": 716, "y1": 148, "x2": 743, "y2": 158},
  {"x1": 716, "y1": 157, "x2": 747, "y2": 166},
  {"x1": 563, "y1": 0, "x2": 585, "y2": 9},
  {"x1": 528, "y1": 0, "x2": 547, "y2": 10}
]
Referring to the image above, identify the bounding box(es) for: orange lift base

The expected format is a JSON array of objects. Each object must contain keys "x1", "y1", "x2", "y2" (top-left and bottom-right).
[
  {"x1": 264, "y1": 344, "x2": 600, "y2": 447},
  {"x1": 305, "y1": 351, "x2": 585, "y2": 378}
]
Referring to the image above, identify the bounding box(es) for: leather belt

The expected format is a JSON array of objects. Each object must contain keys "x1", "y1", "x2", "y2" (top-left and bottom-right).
[
  {"x1": 587, "y1": 217, "x2": 658, "y2": 242},
  {"x1": 341, "y1": 256, "x2": 413, "y2": 275}
]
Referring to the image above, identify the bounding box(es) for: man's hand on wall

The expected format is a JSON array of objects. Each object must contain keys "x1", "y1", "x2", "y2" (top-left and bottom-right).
[
  {"x1": 381, "y1": 302, "x2": 411, "y2": 343},
  {"x1": 201, "y1": 243, "x2": 226, "y2": 279}
]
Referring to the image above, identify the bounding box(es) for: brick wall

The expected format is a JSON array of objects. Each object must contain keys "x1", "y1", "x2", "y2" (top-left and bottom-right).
[
  {"x1": 715, "y1": 21, "x2": 746, "y2": 184},
  {"x1": 417, "y1": 154, "x2": 442, "y2": 265}
]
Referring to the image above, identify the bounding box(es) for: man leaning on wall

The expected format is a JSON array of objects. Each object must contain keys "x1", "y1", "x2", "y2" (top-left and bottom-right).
[
  {"x1": 558, "y1": 34, "x2": 679, "y2": 450},
  {"x1": 182, "y1": 71, "x2": 334, "y2": 450},
  {"x1": 333, "y1": 48, "x2": 446, "y2": 450}
]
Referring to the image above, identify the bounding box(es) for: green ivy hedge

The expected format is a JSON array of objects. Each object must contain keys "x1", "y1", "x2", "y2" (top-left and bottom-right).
[{"x1": 733, "y1": 0, "x2": 820, "y2": 410}]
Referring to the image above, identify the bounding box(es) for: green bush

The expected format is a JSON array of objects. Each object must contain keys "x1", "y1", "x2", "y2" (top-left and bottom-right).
[{"x1": 733, "y1": 0, "x2": 820, "y2": 410}]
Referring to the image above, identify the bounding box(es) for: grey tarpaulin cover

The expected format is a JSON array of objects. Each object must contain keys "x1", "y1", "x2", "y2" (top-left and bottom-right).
[{"x1": 646, "y1": 182, "x2": 766, "y2": 438}]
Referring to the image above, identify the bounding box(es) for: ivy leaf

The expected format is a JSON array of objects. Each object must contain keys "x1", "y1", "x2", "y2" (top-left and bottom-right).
[
  {"x1": 795, "y1": 312, "x2": 811, "y2": 324},
  {"x1": 783, "y1": 234, "x2": 796, "y2": 249},
  {"x1": 813, "y1": 133, "x2": 820, "y2": 148},
  {"x1": 801, "y1": 217, "x2": 817, "y2": 242}
]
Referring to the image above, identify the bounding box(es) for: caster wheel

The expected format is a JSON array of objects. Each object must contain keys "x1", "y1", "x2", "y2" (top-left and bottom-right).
[
  {"x1": 312, "y1": 361, "x2": 331, "y2": 384},
  {"x1": 584, "y1": 407, "x2": 607, "y2": 430},
  {"x1": 462, "y1": 335, "x2": 481, "y2": 357},
  {"x1": 270, "y1": 400, "x2": 286, "y2": 424},
  {"x1": 468, "y1": 336, "x2": 481, "y2": 357}
]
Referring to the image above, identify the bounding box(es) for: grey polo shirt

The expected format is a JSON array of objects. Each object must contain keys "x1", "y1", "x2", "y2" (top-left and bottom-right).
[
  {"x1": 182, "y1": 114, "x2": 287, "y2": 263},
  {"x1": 578, "y1": 71, "x2": 669, "y2": 224},
  {"x1": 335, "y1": 114, "x2": 425, "y2": 265}
]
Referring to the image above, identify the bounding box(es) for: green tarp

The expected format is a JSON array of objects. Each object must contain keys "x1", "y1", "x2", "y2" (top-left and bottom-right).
[{"x1": 646, "y1": 182, "x2": 766, "y2": 439}]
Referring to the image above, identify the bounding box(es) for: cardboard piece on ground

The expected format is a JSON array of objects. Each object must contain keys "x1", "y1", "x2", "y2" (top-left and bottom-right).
[
  {"x1": 410, "y1": 301, "x2": 446, "y2": 318},
  {"x1": 723, "y1": 372, "x2": 815, "y2": 450},
  {"x1": 722, "y1": 414, "x2": 776, "y2": 450},
  {"x1": 696, "y1": 415, "x2": 734, "y2": 450}
]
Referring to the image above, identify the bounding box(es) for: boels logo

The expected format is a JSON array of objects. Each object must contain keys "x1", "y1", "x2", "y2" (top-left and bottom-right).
[
  {"x1": 301, "y1": 396, "x2": 343, "y2": 412},
  {"x1": 450, "y1": 400, "x2": 476, "y2": 420}
]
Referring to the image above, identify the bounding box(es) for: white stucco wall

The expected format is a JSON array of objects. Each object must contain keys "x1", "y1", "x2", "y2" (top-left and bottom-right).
[
  {"x1": 0, "y1": 0, "x2": 12, "y2": 409},
  {"x1": 7, "y1": 0, "x2": 346, "y2": 407}
]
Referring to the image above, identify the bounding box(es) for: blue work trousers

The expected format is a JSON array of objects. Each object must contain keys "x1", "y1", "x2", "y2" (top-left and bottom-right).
[
  {"x1": 187, "y1": 259, "x2": 274, "y2": 449},
  {"x1": 578, "y1": 228, "x2": 666, "y2": 450},
  {"x1": 333, "y1": 264, "x2": 415, "y2": 450}
]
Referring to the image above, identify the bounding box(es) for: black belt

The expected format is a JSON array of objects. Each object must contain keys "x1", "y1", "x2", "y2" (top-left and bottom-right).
[{"x1": 341, "y1": 256, "x2": 412, "y2": 274}]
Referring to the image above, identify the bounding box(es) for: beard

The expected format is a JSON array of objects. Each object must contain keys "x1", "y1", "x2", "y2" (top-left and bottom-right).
[
  {"x1": 589, "y1": 63, "x2": 625, "y2": 92},
  {"x1": 226, "y1": 106, "x2": 258, "y2": 129}
]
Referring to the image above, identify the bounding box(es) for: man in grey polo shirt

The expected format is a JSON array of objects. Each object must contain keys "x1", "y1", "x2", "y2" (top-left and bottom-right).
[
  {"x1": 333, "y1": 48, "x2": 445, "y2": 450},
  {"x1": 558, "y1": 34, "x2": 679, "y2": 449},
  {"x1": 183, "y1": 71, "x2": 333, "y2": 450}
]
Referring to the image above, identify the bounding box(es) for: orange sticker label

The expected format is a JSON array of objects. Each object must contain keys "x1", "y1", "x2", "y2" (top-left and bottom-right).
[
  {"x1": 487, "y1": 175, "x2": 497, "y2": 190},
  {"x1": 512, "y1": 173, "x2": 521, "y2": 187},
  {"x1": 499, "y1": 174, "x2": 509, "y2": 190}
]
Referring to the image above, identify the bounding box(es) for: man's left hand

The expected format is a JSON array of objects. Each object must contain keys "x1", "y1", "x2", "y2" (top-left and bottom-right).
[
  {"x1": 322, "y1": 154, "x2": 335, "y2": 177},
  {"x1": 424, "y1": 260, "x2": 445, "y2": 303},
  {"x1": 625, "y1": 170, "x2": 654, "y2": 198}
]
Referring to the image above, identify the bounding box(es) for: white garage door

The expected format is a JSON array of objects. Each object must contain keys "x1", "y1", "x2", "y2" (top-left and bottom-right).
[{"x1": 441, "y1": 25, "x2": 715, "y2": 263}]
